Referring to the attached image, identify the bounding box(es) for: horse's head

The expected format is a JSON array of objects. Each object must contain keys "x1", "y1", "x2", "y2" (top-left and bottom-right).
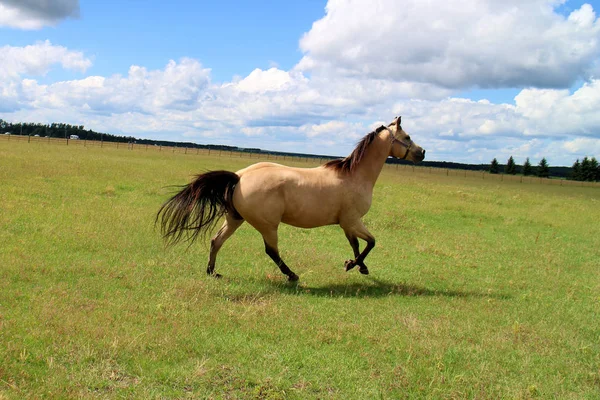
[{"x1": 389, "y1": 117, "x2": 425, "y2": 163}]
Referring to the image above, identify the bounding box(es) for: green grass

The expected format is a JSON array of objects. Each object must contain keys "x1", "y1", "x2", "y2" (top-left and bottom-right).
[{"x1": 1, "y1": 140, "x2": 599, "y2": 399}]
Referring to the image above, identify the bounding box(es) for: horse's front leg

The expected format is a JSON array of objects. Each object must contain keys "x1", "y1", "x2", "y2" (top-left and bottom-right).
[
  {"x1": 342, "y1": 222, "x2": 375, "y2": 275},
  {"x1": 343, "y1": 231, "x2": 361, "y2": 272}
]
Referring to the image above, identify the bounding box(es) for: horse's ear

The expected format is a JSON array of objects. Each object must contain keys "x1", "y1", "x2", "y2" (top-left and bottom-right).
[{"x1": 396, "y1": 116, "x2": 402, "y2": 129}]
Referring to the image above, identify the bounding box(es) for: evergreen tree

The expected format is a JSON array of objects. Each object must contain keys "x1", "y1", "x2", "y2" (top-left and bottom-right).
[
  {"x1": 537, "y1": 158, "x2": 550, "y2": 178},
  {"x1": 489, "y1": 158, "x2": 500, "y2": 174},
  {"x1": 581, "y1": 157, "x2": 592, "y2": 181},
  {"x1": 522, "y1": 158, "x2": 533, "y2": 176},
  {"x1": 505, "y1": 156, "x2": 517, "y2": 175},
  {"x1": 572, "y1": 159, "x2": 582, "y2": 181},
  {"x1": 590, "y1": 157, "x2": 599, "y2": 182}
]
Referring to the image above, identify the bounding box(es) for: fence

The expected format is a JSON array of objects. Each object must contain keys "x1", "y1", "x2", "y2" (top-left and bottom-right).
[{"x1": 2, "y1": 133, "x2": 599, "y2": 188}]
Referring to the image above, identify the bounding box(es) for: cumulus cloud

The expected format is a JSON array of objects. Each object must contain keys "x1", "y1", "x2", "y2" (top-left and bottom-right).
[
  {"x1": 298, "y1": 0, "x2": 600, "y2": 89},
  {"x1": 0, "y1": 0, "x2": 79, "y2": 29},
  {"x1": 0, "y1": 40, "x2": 91, "y2": 79},
  {"x1": 235, "y1": 68, "x2": 296, "y2": 93},
  {"x1": 514, "y1": 80, "x2": 600, "y2": 136},
  {"x1": 28, "y1": 58, "x2": 212, "y2": 114},
  {"x1": 0, "y1": 41, "x2": 92, "y2": 112},
  {"x1": 563, "y1": 137, "x2": 600, "y2": 156}
]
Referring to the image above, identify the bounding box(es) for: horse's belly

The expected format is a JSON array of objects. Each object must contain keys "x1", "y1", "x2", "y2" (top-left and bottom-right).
[
  {"x1": 280, "y1": 212, "x2": 337, "y2": 228},
  {"x1": 280, "y1": 202, "x2": 338, "y2": 228}
]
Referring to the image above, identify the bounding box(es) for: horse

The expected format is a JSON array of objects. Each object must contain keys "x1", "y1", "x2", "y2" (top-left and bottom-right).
[{"x1": 157, "y1": 117, "x2": 425, "y2": 281}]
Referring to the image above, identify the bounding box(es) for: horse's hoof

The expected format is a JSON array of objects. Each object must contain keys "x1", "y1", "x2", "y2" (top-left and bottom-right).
[
  {"x1": 345, "y1": 260, "x2": 356, "y2": 271},
  {"x1": 288, "y1": 273, "x2": 299, "y2": 282},
  {"x1": 358, "y1": 262, "x2": 369, "y2": 275},
  {"x1": 208, "y1": 273, "x2": 222, "y2": 279}
]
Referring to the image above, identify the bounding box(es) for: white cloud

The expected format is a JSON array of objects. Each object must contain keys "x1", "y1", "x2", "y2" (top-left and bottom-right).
[
  {"x1": 514, "y1": 80, "x2": 600, "y2": 136},
  {"x1": 27, "y1": 58, "x2": 211, "y2": 114},
  {"x1": 298, "y1": 0, "x2": 600, "y2": 89},
  {"x1": 563, "y1": 137, "x2": 600, "y2": 156},
  {"x1": 0, "y1": 0, "x2": 79, "y2": 29},
  {"x1": 0, "y1": 40, "x2": 91, "y2": 79},
  {"x1": 301, "y1": 120, "x2": 365, "y2": 140},
  {"x1": 235, "y1": 68, "x2": 296, "y2": 93}
]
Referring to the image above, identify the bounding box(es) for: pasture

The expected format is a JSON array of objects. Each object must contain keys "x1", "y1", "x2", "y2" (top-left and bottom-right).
[{"x1": 1, "y1": 139, "x2": 599, "y2": 399}]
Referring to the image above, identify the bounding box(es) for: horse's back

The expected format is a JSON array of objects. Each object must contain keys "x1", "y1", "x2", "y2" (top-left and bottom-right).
[{"x1": 236, "y1": 162, "x2": 285, "y2": 176}]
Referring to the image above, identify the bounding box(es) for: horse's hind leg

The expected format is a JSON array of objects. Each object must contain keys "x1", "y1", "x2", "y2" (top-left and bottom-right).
[
  {"x1": 261, "y1": 228, "x2": 299, "y2": 282},
  {"x1": 207, "y1": 214, "x2": 244, "y2": 278}
]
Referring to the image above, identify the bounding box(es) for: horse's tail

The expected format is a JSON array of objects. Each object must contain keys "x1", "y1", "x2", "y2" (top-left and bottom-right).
[{"x1": 156, "y1": 171, "x2": 240, "y2": 245}]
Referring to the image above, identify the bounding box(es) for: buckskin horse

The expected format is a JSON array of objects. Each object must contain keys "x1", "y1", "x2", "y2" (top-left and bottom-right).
[{"x1": 157, "y1": 117, "x2": 425, "y2": 281}]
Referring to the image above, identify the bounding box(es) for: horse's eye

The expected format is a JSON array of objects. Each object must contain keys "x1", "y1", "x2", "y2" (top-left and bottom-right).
[{"x1": 406, "y1": 136, "x2": 411, "y2": 141}]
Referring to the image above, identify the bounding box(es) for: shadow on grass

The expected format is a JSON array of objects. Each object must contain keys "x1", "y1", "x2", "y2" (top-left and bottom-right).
[{"x1": 261, "y1": 277, "x2": 511, "y2": 300}]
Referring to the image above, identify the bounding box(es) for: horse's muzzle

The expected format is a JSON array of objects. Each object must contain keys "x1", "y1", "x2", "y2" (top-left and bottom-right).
[{"x1": 414, "y1": 148, "x2": 426, "y2": 163}]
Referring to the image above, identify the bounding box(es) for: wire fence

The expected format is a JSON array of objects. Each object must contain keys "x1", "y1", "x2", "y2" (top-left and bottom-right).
[{"x1": 2, "y1": 133, "x2": 599, "y2": 188}]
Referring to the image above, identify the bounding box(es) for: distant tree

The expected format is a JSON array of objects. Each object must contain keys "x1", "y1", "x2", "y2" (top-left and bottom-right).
[
  {"x1": 505, "y1": 156, "x2": 517, "y2": 175},
  {"x1": 591, "y1": 157, "x2": 600, "y2": 182},
  {"x1": 537, "y1": 158, "x2": 550, "y2": 178},
  {"x1": 489, "y1": 158, "x2": 500, "y2": 174},
  {"x1": 572, "y1": 159, "x2": 582, "y2": 181},
  {"x1": 522, "y1": 158, "x2": 533, "y2": 176},
  {"x1": 581, "y1": 157, "x2": 592, "y2": 181}
]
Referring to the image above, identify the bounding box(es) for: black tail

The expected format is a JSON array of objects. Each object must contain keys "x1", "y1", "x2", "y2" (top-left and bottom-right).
[{"x1": 156, "y1": 171, "x2": 240, "y2": 245}]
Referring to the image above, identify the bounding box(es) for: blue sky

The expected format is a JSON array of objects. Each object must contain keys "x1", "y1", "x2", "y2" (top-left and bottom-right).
[
  {"x1": 2, "y1": 1, "x2": 326, "y2": 82},
  {"x1": 2, "y1": 0, "x2": 600, "y2": 165}
]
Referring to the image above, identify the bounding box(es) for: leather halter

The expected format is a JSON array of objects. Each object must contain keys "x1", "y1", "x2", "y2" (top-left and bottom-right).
[{"x1": 383, "y1": 125, "x2": 412, "y2": 160}]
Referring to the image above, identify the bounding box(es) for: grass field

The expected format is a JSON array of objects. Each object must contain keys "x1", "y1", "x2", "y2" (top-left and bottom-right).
[{"x1": 1, "y1": 139, "x2": 599, "y2": 399}]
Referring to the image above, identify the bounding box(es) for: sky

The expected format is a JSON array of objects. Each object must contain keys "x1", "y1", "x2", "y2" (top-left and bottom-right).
[{"x1": 1, "y1": 0, "x2": 600, "y2": 165}]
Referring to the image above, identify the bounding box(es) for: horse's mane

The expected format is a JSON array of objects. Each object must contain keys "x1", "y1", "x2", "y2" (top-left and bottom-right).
[{"x1": 323, "y1": 125, "x2": 388, "y2": 174}]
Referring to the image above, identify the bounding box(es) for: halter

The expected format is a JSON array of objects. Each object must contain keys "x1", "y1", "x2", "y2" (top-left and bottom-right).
[{"x1": 384, "y1": 125, "x2": 412, "y2": 160}]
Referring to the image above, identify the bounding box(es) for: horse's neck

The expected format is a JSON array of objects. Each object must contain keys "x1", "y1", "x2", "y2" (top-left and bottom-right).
[{"x1": 352, "y1": 130, "x2": 391, "y2": 188}]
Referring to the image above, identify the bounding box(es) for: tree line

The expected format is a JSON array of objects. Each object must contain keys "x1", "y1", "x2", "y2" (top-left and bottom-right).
[
  {"x1": 489, "y1": 156, "x2": 599, "y2": 181},
  {"x1": 0, "y1": 120, "x2": 136, "y2": 143},
  {"x1": 0, "y1": 119, "x2": 237, "y2": 151}
]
